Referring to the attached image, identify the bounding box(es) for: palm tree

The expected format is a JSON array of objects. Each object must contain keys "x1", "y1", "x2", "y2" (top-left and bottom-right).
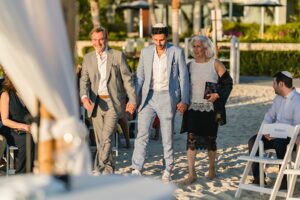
[
  {"x1": 148, "y1": 0, "x2": 157, "y2": 26},
  {"x1": 89, "y1": 0, "x2": 100, "y2": 28},
  {"x1": 193, "y1": 0, "x2": 202, "y2": 35},
  {"x1": 212, "y1": 0, "x2": 221, "y2": 57},
  {"x1": 171, "y1": 0, "x2": 180, "y2": 46},
  {"x1": 60, "y1": 0, "x2": 76, "y2": 51},
  {"x1": 212, "y1": 0, "x2": 220, "y2": 9}
]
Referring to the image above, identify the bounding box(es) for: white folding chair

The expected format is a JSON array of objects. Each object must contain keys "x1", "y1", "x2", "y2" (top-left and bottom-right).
[
  {"x1": 284, "y1": 145, "x2": 300, "y2": 199},
  {"x1": 259, "y1": 140, "x2": 299, "y2": 188},
  {"x1": 235, "y1": 123, "x2": 300, "y2": 200}
]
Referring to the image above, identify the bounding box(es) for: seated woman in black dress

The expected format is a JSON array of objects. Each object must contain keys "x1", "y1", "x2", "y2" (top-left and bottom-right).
[
  {"x1": 0, "y1": 74, "x2": 34, "y2": 173},
  {"x1": 181, "y1": 35, "x2": 232, "y2": 184}
]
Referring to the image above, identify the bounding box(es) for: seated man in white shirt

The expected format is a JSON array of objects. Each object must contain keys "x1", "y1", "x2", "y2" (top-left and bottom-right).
[{"x1": 248, "y1": 71, "x2": 300, "y2": 189}]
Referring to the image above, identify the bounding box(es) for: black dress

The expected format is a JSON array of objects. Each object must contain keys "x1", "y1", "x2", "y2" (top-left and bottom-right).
[{"x1": 5, "y1": 91, "x2": 34, "y2": 173}]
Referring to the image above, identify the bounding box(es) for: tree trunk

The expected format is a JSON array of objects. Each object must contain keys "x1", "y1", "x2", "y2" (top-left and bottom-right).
[
  {"x1": 60, "y1": 0, "x2": 76, "y2": 54},
  {"x1": 90, "y1": 0, "x2": 100, "y2": 28},
  {"x1": 171, "y1": 0, "x2": 180, "y2": 46},
  {"x1": 211, "y1": 0, "x2": 221, "y2": 58},
  {"x1": 193, "y1": 0, "x2": 201, "y2": 35},
  {"x1": 212, "y1": 0, "x2": 220, "y2": 9},
  {"x1": 148, "y1": 0, "x2": 157, "y2": 26}
]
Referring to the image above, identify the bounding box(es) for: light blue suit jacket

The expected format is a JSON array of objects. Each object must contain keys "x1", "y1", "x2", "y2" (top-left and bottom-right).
[{"x1": 135, "y1": 43, "x2": 190, "y2": 112}]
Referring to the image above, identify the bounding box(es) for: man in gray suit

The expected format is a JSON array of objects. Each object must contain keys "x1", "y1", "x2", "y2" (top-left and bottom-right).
[
  {"x1": 80, "y1": 27, "x2": 136, "y2": 174},
  {"x1": 131, "y1": 23, "x2": 189, "y2": 182}
]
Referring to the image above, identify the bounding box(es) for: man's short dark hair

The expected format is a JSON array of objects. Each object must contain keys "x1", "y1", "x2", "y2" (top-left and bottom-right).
[
  {"x1": 273, "y1": 72, "x2": 293, "y2": 88},
  {"x1": 89, "y1": 26, "x2": 108, "y2": 39},
  {"x1": 151, "y1": 26, "x2": 168, "y2": 36}
]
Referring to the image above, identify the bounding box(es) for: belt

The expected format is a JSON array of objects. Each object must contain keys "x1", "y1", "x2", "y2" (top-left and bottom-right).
[{"x1": 98, "y1": 95, "x2": 110, "y2": 99}]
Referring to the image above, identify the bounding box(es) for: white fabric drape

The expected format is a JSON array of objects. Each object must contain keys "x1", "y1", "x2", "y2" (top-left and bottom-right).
[
  {"x1": 0, "y1": 0, "x2": 91, "y2": 174},
  {"x1": 0, "y1": 0, "x2": 77, "y2": 118}
]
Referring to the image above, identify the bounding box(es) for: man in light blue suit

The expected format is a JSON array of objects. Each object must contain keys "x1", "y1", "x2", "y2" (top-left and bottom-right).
[{"x1": 131, "y1": 23, "x2": 189, "y2": 182}]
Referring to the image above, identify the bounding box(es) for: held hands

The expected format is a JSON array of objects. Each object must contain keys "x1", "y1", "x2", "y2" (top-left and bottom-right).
[
  {"x1": 206, "y1": 93, "x2": 220, "y2": 103},
  {"x1": 82, "y1": 97, "x2": 94, "y2": 111},
  {"x1": 176, "y1": 102, "x2": 187, "y2": 115},
  {"x1": 126, "y1": 103, "x2": 136, "y2": 114}
]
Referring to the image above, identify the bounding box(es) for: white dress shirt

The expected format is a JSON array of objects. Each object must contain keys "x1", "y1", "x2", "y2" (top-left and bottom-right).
[
  {"x1": 263, "y1": 89, "x2": 300, "y2": 126},
  {"x1": 96, "y1": 50, "x2": 109, "y2": 95},
  {"x1": 151, "y1": 49, "x2": 168, "y2": 91}
]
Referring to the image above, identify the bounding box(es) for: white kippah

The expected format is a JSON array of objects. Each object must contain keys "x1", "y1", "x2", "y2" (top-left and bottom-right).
[
  {"x1": 153, "y1": 23, "x2": 167, "y2": 28},
  {"x1": 281, "y1": 71, "x2": 292, "y2": 79}
]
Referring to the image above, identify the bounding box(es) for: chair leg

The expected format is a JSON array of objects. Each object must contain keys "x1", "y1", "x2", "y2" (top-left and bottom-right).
[
  {"x1": 287, "y1": 146, "x2": 300, "y2": 198},
  {"x1": 286, "y1": 174, "x2": 297, "y2": 198},
  {"x1": 115, "y1": 132, "x2": 118, "y2": 157},
  {"x1": 6, "y1": 146, "x2": 8, "y2": 176},
  {"x1": 6, "y1": 146, "x2": 17, "y2": 176},
  {"x1": 269, "y1": 144, "x2": 295, "y2": 200},
  {"x1": 235, "y1": 161, "x2": 253, "y2": 198},
  {"x1": 258, "y1": 141, "x2": 266, "y2": 194}
]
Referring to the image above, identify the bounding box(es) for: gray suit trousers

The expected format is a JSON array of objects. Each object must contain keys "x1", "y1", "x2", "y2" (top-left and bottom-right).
[{"x1": 91, "y1": 97, "x2": 118, "y2": 173}]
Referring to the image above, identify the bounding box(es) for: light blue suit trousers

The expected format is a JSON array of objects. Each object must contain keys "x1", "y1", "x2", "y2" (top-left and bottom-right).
[{"x1": 132, "y1": 90, "x2": 176, "y2": 171}]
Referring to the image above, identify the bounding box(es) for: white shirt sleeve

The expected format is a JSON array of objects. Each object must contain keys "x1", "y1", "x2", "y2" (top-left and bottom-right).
[{"x1": 262, "y1": 96, "x2": 279, "y2": 124}]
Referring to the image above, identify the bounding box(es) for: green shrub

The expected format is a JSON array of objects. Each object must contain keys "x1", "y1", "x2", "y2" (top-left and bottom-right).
[
  {"x1": 223, "y1": 20, "x2": 300, "y2": 43},
  {"x1": 240, "y1": 51, "x2": 300, "y2": 77},
  {"x1": 219, "y1": 50, "x2": 300, "y2": 77},
  {"x1": 265, "y1": 22, "x2": 300, "y2": 43},
  {"x1": 109, "y1": 31, "x2": 127, "y2": 41}
]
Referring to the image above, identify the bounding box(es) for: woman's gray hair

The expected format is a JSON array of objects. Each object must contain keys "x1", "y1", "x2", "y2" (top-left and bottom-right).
[{"x1": 189, "y1": 35, "x2": 215, "y2": 58}]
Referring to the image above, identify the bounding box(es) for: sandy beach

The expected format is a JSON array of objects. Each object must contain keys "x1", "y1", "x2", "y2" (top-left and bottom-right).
[{"x1": 114, "y1": 84, "x2": 300, "y2": 199}]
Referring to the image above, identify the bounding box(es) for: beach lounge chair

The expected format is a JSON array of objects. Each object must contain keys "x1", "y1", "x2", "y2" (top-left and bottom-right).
[{"x1": 235, "y1": 123, "x2": 300, "y2": 200}]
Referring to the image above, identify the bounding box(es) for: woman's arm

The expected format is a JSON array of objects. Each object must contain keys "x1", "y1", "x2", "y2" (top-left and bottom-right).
[
  {"x1": 214, "y1": 59, "x2": 226, "y2": 77},
  {"x1": 206, "y1": 59, "x2": 226, "y2": 102},
  {"x1": 0, "y1": 92, "x2": 30, "y2": 132}
]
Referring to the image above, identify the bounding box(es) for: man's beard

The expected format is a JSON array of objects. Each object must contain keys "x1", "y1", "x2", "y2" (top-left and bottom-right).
[{"x1": 157, "y1": 45, "x2": 165, "y2": 50}]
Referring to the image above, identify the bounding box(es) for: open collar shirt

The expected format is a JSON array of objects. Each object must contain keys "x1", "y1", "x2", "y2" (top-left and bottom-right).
[
  {"x1": 150, "y1": 49, "x2": 168, "y2": 91},
  {"x1": 96, "y1": 49, "x2": 109, "y2": 95},
  {"x1": 263, "y1": 89, "x2": 300, "y2": 126}
]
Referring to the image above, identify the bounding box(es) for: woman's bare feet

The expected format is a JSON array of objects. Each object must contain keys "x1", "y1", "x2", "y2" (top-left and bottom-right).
[
  {"x1": 206, "y1": 168, "x2": 216, "y2": 179},
  {"x1": 180, "y1": 174, "x2": 197, "y2": 185}
]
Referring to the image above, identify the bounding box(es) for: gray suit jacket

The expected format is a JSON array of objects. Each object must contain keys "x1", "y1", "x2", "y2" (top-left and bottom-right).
[
  {"x1": 135, "y1": 43, "x2": 190, "y2": 112},
  {"x1": 80, "y1": 49, "x2": 136, "y2": 118}
]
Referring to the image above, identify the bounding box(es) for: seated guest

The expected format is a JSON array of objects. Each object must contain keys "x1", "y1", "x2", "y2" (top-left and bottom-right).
[
  {"x1": 0, "y1": 71, "x2": 8, "y2": 161},
  {"x1": 0, "y1": 74, "x2": 34, "y2": 173},
  {"x1": 248, "y1": 71, "x2": 300, "y2": 189}
]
